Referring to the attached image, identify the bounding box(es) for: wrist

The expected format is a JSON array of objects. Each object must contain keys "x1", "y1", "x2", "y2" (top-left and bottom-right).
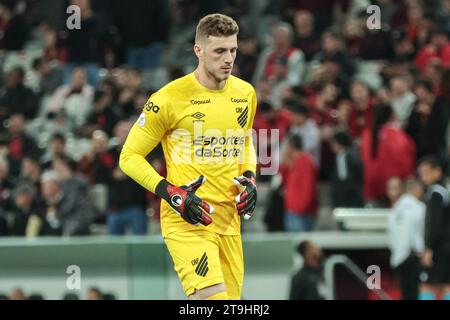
[
  {"x1": 243, "y1": 171, "x2": 256, "y2": 184},
  {"x1": 155, "y1": 179, "x2": 171, "y2": 201}
]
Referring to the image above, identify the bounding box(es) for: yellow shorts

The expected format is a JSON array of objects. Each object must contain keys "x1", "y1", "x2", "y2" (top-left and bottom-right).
[{"x1": 164, "y1": 229, "x2": 243, "y2": 299}]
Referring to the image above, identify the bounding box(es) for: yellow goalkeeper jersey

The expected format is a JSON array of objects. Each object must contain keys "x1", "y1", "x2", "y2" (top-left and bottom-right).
[{"x1": 119, "y1": 72, "x2": 257, "y2": 236}]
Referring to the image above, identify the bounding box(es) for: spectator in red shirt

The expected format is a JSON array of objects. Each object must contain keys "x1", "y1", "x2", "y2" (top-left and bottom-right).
[
  {"x1": 361, "y1": 104, "x2": 416, "y2": 204},
  {"x1": 280, "y1": 134, "x2": 318, "y2": 232},
  {"x1": 348, "y1": 80, "x2": 375, "y2": 139},
  {"x1": 307, "y1": 82, "x2": 338, "y2": 128},
  {"x1": 253, "y1": 101, "x2": 292, "y2": 180},
  {"x1": 415, "y1": 27, "x2": 450, "y2": 74},
  {"x1": 253, "y1": 22, "x2": 306, "y2": 87}
]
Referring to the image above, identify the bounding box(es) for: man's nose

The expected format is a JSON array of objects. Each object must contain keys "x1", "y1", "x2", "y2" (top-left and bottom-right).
[{"x1": 224, "y1": 51, "x2": 233, "y2": 63}]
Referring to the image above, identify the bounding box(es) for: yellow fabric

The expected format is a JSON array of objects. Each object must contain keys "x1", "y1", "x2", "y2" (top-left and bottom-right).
[
  {"x1": 164, "y1": 229, "x2": 243, "y2": 299},
  {"x1": 119, "y1": 72, "x2": 257, "y2": 236}
]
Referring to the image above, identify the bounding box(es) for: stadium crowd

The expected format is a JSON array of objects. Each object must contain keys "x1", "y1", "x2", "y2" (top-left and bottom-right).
[{"x1": 0, "y1": 0, "x2": 449, "y2": 239}]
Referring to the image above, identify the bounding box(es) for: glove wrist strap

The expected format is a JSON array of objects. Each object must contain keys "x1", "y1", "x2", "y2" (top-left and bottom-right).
[{"x1": 155, "y1": 179, "x2": 171, "y2": 202}]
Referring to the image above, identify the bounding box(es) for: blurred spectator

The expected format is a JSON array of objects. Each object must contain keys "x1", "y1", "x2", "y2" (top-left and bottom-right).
[
  {"x1": 286, "y1": 101, "x2": 321, "y2": 166},
  {"x1": 401, "y1": 1, "x2": 425, "y2": 46},
  {"x1": 52, "y1": 154, "x2": 89, "y2": 200},
  {"x1": 344, "y1": 10, "x2": 393, "y2": 60},
  {"x1": 131, "y1": 88, "x2": 153, "y2": 120},
  {"x1": 10, "y1": 184, "x2": 39, "y2": 237},
  {"x1": 78, "y1": 130, "x2": 115, "y2": 186},
  {"x1": 285, "y1": 0, "x2": 338, "y2": 32},
  {"x1": 0, "y1": 156, "x2": 15, "y2": 211},
  {"x1": 103, "y1": 292, "x2": 116, "y2": 300},
  {"x1": 292, "y1": 10, "x2": 321, "y2": 61},
  {"x1": 39, "y1": 170, "x2": 92, "y2": 236},
  {"x1": 267, "y1": 55, "x2": 292, "y2": 109},
  {"x1": 63, "y1": 292, "x2": 80, "y2": 300},
  {"x1": 306, "y1": 82, "x2": 339, "y2": 178},
  {"x1": 335, "y1": 99, "x2": 352, "y2": 130},
  {"x1": 253, "y1": 22, "x2": 306, "y2": 86},
  {"x1": 361, "y1": 104, "x2": 416, "y2": 203},
  {"x1": 348, "y1": 80, "x2": 375, "y2": 138},
  {"x1": 388, "y1": 178, "x2": 425, "y2": 300},
  {"x1": 406, "y1": 78, "x2": 449, "y2": 161},
  {"x1": 80, "y1": 89, "x2": 122, "y2": 137},
  {"x1": 5, "y1": 114, "x2": 40, "y2": 177},
  {"x1": 62, "y1": 0, "x2": 105, "y2": 86},
  {"x1": 417, "y1": 155, "x2": 450, "y2": 300},
  {"x1": 386, "y1": 176, "x2": 404, "y2": 208},
  {"x1": 18, "y1": 156, "x2": 42, "y2": 191},
  {"x1": 32, "y1": 57, "x2": 64, "y2": 98},
  {"x1": 106, "y1": 121, "x2": 148, "y2": 235},
  {"x1": 113, "y1": 0, "x2": 170, "y2": 70},
  {"x1": 86, "y1": 287, "x2": 103, "y2": 300},
  {"x1": 47, "y1": 67, "x2": 94, "y2": 131},
  {"x1": 307, "y1": 82, "x2": 338, "y2": 129},
  {"x1": 0, "y1": 67, "x2": 38, "y2": 122},
  {"x1": 41, "y1": 26, "x2": 67, "y2": 63},
  {"x1": 40, "y1": 133, "x2": 67, "y2": 170},
  {"x1": 28, "y1": 293, "x2": 44, "y2": 300},
  {"x1": 253, "y1": 101, "x2": 291, "y2": 181},
  {"x1": 415, "y1": 27, "x2": 450, "y2": 74},
  {"x1": 381, "y1": 29, "x2": 416, "y2": 80},
  {"x1": 280, "y1": 134, "x2": 318, "y2": 232},
  {"x1": 263, "y1": 173, "x2": 285, "y2": 232},
  {"x1": 9, "y1": 288, "x2": 26, "y2": 300},
  {"x1": 0, "y1": 2, "x2": 28, "y2": 50},
  {"x1": 390, "y1": 75, "x2": 416, "y2": 126},
  {"x1": 313, "y1": 30, "x2": 355, "y2": 81},
  {"x1": 330, "y1": 130, "x2": 363, "y2": 209},
  {"x1": 234, "y1": 32, "x2": 259, "y2": 83},
  {"x1": 289, "y1": 240, "x2": 325, "y2": 300},
  {"x1": 116, "y1": 68, "x2": 142, "y2": 119}
]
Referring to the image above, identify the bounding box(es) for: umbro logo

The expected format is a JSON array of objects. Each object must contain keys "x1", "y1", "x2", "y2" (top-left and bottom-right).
[
  {"x1": 191, "y1": 112, "x2": 206, "y2": 120},
  {"x1": 194, "y1": 252, "x2": 209, "y2": 277},
  {"x1": 237, "y1": 106, "x2": 248, "y2": 128}
]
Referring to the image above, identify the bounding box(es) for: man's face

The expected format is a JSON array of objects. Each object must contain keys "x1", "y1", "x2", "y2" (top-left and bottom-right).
[
  {"x1": 8, "y1": 115, "x2": 25, "y2": 135},
  {"x1": 15, "y1": 193, "x2": 33, "y2": 210},
  {"x1": 390, "y1": 78, "x2": 408, "y2": 97},
  {"x1": 351, "y1": 83, "x2": 369, "y2": 103},
  {"x1": 305, "y1": 244, "x2": 323, "y2": 268},
  {"x1": 51, "y1": 139, "x2": 65, "y2": 155},
  {"x1": 418, "y1": 164, "x2": 441, "y2": 186},
  {"x1": 71, "y1": 69, "x2": 86, "y2": 89},
  {"x1": 413, "y1": 85, "x2": 430, "y2": 103},
  {"x1": 6, "y1": 70, "x2": 22, "y2": 88},
  {"x1": 41, "y1": 180, "x2": 59, "y2": 201},
  {"x1": 273, "y1": 27, "x2": 290, "y2": 47},
  {"x1": 291, "y1": 113, "x2": 307, "y2": 126},
  {"x1": 196, "y1": 35, "x2": 238, "y2": 83},
  {"x1": 322, "y1": 84, "x2": 337, "y2": 103}
]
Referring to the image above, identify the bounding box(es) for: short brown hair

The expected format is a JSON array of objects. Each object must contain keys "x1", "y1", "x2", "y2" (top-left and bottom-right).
[{"x1": 195, "y1": 13, "x2": 239, "y2": 43}]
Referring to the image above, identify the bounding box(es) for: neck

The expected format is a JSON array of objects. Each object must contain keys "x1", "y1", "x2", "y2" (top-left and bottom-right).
[{"x1": 194, "y1": 65, "x2": 227, "y2": 90}]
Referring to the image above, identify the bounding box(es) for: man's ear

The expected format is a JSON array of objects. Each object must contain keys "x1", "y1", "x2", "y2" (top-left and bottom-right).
[{"x1": 194, "y1": 43, "x2": 203, "y2": 60}]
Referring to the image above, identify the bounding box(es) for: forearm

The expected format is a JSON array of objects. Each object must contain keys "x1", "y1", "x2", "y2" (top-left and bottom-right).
[
  {"x1": 239, "y1": 134, "x2": 257, "y2": 176},
  {"x1": 119, "y1": 145, "x2": 165, "y2": 194}
]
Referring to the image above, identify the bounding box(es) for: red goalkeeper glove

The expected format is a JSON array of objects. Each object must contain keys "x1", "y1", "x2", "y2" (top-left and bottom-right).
[
  {"x1": 233, "y1": 171, "x2": 257, "y2": 220},
  {"x1": 156, "y1": 176, "x2": 214, "y2": 226}
]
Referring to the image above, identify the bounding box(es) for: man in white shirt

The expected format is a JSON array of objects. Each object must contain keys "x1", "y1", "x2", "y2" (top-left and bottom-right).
[
  {"x1": 390, "y1": 76, "x2": 416, "y2": 126},
  {"x1": 388, "y1": 178, "x2": 425, "y2": 300}
]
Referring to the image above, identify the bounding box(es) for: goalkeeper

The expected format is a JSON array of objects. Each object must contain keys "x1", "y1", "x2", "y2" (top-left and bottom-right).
[{"x1": 119, "y1": 13, "x2": 257, "y2": 300}]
